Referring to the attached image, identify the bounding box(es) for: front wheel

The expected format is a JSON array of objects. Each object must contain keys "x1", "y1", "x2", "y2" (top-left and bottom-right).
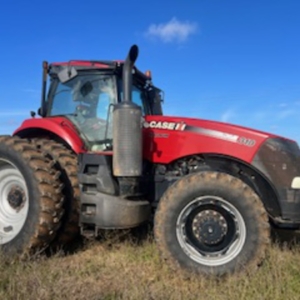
[{"x1": 154, "y1": 171, "x2": 270, "y2": 276}]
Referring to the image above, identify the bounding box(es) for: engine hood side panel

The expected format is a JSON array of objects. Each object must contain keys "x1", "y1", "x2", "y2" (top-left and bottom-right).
[{"x1": 142, "y1": 116, "x2": 277, "y2": 164}]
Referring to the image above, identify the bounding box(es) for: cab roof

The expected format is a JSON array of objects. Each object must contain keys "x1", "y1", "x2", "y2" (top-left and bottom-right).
[{"x1": 49, "y1": 60, "x2": 151, "y2": 81}]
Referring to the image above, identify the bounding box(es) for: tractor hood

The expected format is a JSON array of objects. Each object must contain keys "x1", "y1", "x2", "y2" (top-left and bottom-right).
[
  {"x1": 14, "y1": 114, "x2": 297, "y2": 166},
  {"x1": 142, "y1": 115, "x2": 291, "y2": 164}
]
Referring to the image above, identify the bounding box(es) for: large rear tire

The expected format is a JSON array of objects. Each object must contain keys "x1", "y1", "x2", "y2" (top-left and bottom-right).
[
  {"x1": 33, "y1": 139, "x2": 80, "y2": 249},
  {"x1": 154, "y1": 171, "x2": 270, "y2": 276},
  {"x1": 0, "y1": 137, "x2": 63, "y2": 258}
]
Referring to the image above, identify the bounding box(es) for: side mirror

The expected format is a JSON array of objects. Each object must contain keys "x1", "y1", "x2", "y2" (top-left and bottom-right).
[
  {"x1": 37, "y1": 102, "x2": 47, "y2": 117},
  {"x1": 38, "y1": 107, "x2": 42, "y2": 116},
  {"x1": 57, "y1": 66, "x2": 78, "y2": 83},
  {"x1": 150, "y1": 88, "x2": 163, "y2": 115},
  {"x1": 150, "y1": 88, "x2": 163, "y2": 103}
]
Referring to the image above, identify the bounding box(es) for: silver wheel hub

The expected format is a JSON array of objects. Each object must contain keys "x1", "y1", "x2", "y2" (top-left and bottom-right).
[
  {"x1": 7, "y1": 185, "x2": 26, "y2": 211},
  {"x1": 176, "y1": 196, "x2": 246, "y2": 267},
  {"x1": 0, "y1": 160, "x2": 29, "y2": 245}
]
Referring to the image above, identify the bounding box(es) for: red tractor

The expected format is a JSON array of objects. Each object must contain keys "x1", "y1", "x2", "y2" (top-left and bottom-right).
[{"x1": 1, "y1": 45, "x2": 299, "y2": 276}]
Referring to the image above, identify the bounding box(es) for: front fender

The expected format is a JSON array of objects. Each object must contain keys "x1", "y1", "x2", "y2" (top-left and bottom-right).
[{"x1": 252, "y1": 137, "x2": 300, "y2": 222}]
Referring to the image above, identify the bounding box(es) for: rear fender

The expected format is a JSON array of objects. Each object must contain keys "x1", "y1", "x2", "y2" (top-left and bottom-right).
[{"x1": 13, "y1": 118, "x2": 86, "y2": 154}]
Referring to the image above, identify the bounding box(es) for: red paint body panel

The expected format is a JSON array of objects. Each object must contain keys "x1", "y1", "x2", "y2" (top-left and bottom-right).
[
  {"x1": 51, "y1": 60, "x2": 124, "y2": 67},
  {"x1": 13, "y1": 117, "x2": 86, "y2": 154},
  {"x1": 142, "y1": 115, "x2": 282, "y2": 164},
  {"x1": 14, "y1": 115, "x2": 289, "y2": 165},
  {"x1": 51, "y1": 61, "x2": 111, "y2": 68}
]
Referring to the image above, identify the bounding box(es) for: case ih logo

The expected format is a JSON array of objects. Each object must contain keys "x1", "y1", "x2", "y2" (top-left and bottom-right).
[{"x1": 143, "y1": 121, "x2": 186, "y2": 131}]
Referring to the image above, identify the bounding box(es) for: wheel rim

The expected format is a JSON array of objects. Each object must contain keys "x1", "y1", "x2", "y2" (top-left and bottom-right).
[
  {"x1": 176, "y1": 195, "x2": 246, "y2": 267},
  {"x1": 0, "y1": 159, "x2": 29, "y2": 245}
]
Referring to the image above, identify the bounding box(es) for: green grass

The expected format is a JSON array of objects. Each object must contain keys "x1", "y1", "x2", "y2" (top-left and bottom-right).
[{"x1": 1, "y1": 233, "x2": 300, "y2": 300}]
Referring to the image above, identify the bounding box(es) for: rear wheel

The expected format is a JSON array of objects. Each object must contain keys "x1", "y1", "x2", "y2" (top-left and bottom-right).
[
  {"x1": 154, "y1": 171, "x2": 270, "y2": 276},
  {"x1": 0, "y1": 137, "x2": 63, "y2": 257},
  {"x1": 33, "y1": 139, "x2": 80, "y2": 249}
]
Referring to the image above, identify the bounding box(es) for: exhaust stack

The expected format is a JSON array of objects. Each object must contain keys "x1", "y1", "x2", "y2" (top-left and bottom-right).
[
  {"x1": 122, "y1": 45, "x2": 138, "y2": 103},
  {"x1": 113, "y1": 45, "x2": 143, "y2": 178}
]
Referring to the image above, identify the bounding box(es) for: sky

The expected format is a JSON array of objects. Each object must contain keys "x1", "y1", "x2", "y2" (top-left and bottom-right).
[{"x1": 0, "y1": 0, "x2": 300, "y2": 141}]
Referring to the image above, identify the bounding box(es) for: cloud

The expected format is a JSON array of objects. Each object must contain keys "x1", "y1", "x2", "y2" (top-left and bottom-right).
[
  {"x1": 279, "y1": 103, "x2": 287, "y2": 108},
  {"x1": 0, "y1": 111, "x2": 29, "y2": 117},
  {"x1": 253, "y1": 111, "x2": 268, "y2": 121},
  {"x1": 23, "y1": 88, "x2": 39, "y2": 93},
  {"x1": 0, "y1": 113, "x2": 28, "y2": 135},
  {"x1": 221, "y1": 109, "x2": 235, "y2": 122},
  {"x1": 278, "y1": 109, "x2": 295, "y2": 120},
  {"x1": 146, "y1": 17, "x2": 197, "y2": 43},
  {"x1": 22, "y1": 88, "x2": 40, "y2": 100}
]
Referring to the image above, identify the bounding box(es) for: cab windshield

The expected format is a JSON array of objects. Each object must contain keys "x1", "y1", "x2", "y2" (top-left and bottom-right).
[
  {"x1": 48, "y1": 74, "x2": 116, "y2": 150},
  {"x1": 47, "y1": 73, "x2": 161, "y2": 151}
]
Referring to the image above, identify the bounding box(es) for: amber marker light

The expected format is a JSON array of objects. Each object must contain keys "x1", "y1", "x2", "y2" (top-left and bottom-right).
[{"x1": 145, "y1": 70, "x2": 152, "y2": 78}]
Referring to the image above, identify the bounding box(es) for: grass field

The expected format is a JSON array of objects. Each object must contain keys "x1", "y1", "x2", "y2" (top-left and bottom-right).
[{"x1": 1, "y1": 230, "x2": 300, "y2": 300}]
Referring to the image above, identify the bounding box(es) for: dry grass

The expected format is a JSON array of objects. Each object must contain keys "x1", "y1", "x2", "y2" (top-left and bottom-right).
[{"x1": 1, "y1": 230, "x2": 300, "y2": 300}]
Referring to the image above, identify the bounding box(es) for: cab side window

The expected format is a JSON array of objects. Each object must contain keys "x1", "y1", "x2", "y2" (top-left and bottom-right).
[
  {"x1": 132, "y1": 86, "x2": 145, "y2": 115},
  {"x1": 49, "y1": 83, "x2": 75, "y2": 115},
  {"x1": 120, "y1": 85, "x2": 148, "y2": 115}
]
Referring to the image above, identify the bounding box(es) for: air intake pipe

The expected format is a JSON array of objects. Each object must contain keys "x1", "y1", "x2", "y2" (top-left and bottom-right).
[{"x1": 113, "y1": 45, "x2": 143, "y2": 177}]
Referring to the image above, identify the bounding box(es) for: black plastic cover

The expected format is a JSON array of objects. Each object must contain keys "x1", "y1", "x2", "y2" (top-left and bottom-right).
[{"x1": 252, "y1": 138, "x2": 300, "y2": 221}]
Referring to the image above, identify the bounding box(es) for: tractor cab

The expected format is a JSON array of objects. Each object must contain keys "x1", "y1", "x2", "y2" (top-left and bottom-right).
[{"x1": 40, "y1": 59, "x2": 163, "y2": 151}]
